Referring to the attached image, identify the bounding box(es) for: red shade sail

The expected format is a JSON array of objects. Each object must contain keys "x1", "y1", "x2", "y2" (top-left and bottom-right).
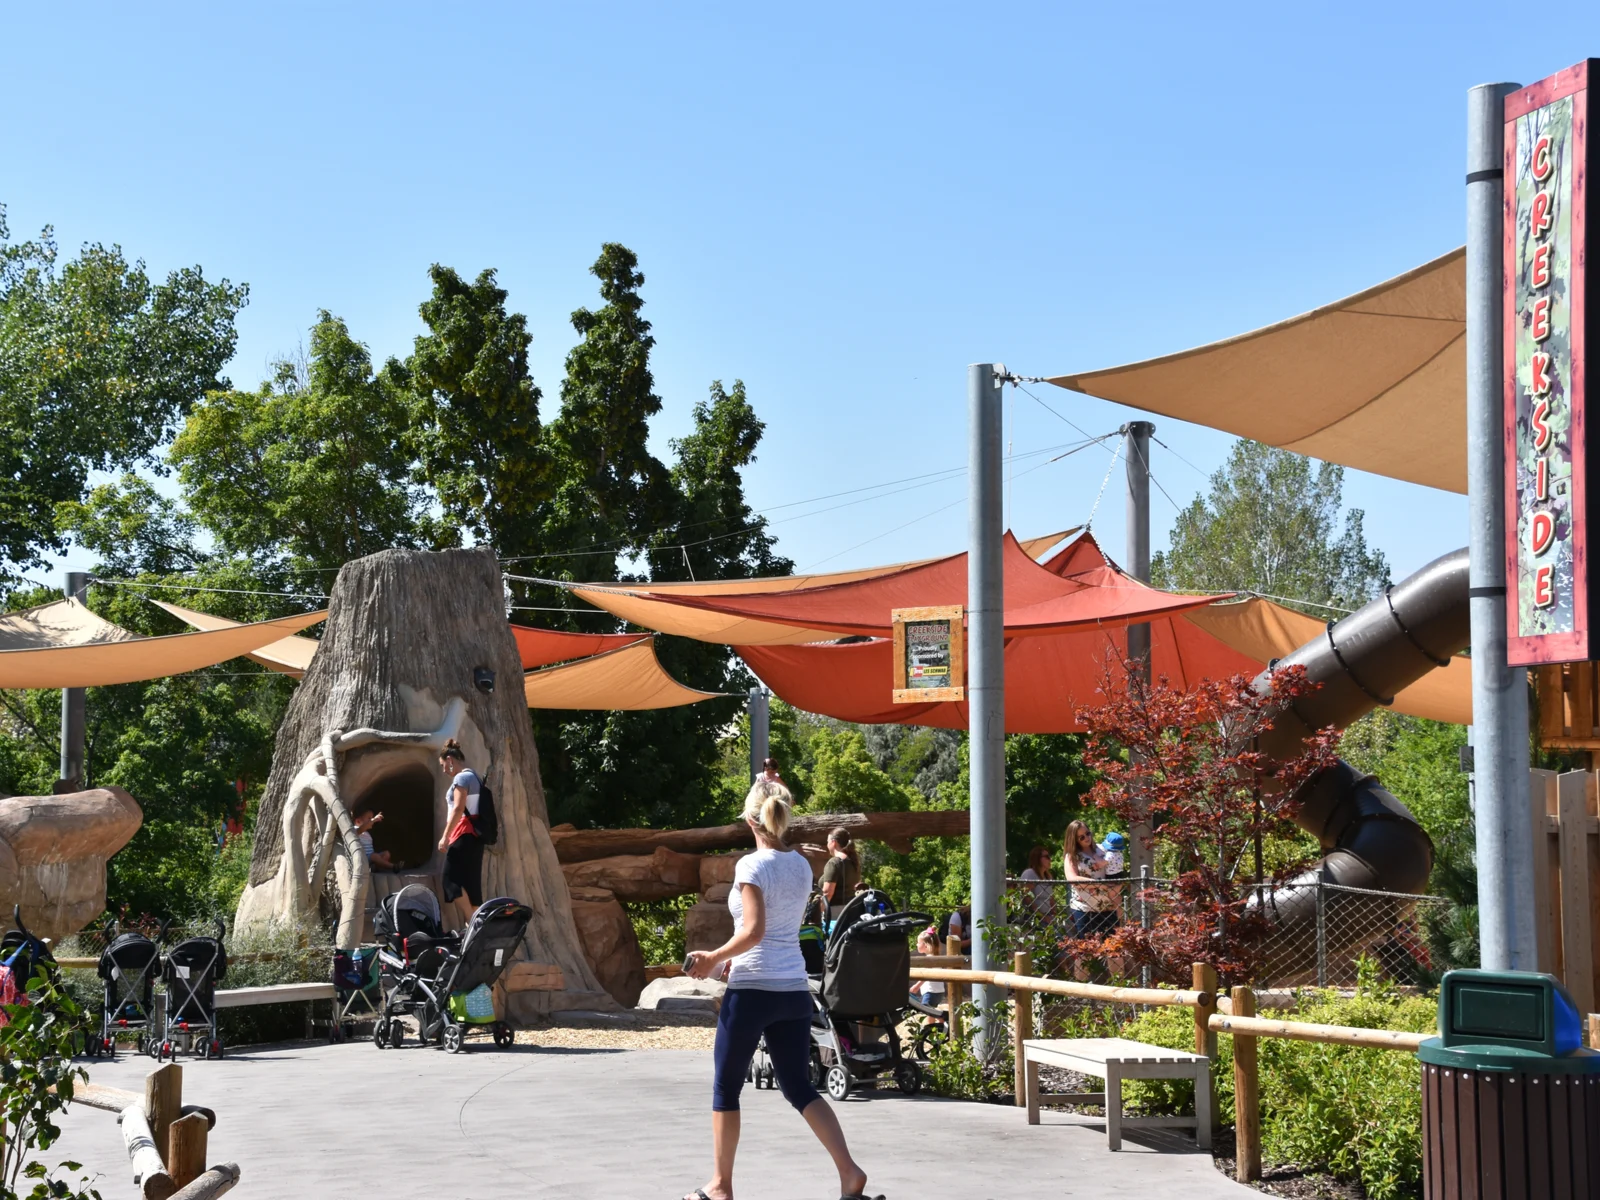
[
  {"x1": 510, "y1": 625, "x2": 649, "y2": 670},
  {"x1": 630, "y1": 533, "x2": 1226, "y2": 641}
]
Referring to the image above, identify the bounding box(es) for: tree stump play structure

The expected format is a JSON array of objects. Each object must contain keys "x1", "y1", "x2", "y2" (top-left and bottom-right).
[
  {"x1": 235, "y1": 547, "x2": 612, "y2": 1018},
  {"x1": 0, "y1": 787, "x2": 142, "y2": 942}
]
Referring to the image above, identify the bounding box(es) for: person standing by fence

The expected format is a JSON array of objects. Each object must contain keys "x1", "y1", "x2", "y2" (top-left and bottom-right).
[{"x1": 820, "y1": 828, "x2": 859, "y2": 921}]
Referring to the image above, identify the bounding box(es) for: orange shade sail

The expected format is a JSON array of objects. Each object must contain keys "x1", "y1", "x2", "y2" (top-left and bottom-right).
[
  {"x1": 154, "y1": 601, "x2": 320, "y2": 677},
  {"x1": 523, "y1": 639, "x2": 726, "y2": 710},
  {"x1": 0, "y1": 605, "x2": 328, "y2": 689}
]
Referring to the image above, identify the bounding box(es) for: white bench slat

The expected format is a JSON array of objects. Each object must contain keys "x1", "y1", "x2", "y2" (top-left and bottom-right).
[{"x1": 214, "y1": 983, "x2": 335, "y2": 1008}]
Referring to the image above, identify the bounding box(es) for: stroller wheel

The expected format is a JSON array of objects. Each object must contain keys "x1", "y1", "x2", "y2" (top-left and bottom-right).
[
  {"x1": 914, "y1": 1024, "x2": 947, "y2": 1062},
  {"x1": 373, "y1": 1019, "x2": 389, "y2": 1049},
  {"x1": 87, "y1": 1037, "x2": 100, "y2": 1060},
  {"x1": 825, "y1": 1064, "x2": 852, "y2": 1101},
  {"x1": 390, "y1": 1020, "x2": 406, "y2": 1049},
  {"x1": 211, "y1": 1038, "x2": 224, "y2": 1060},
  {"x1": 197, "y1": 1040, "x2": 210, "y2": 1061},
  {"x1": 492, "y1": 1022, "x2": 514, "y2": 1049},
  {"x1": 442, "y1": 1024, "x2": 465, "y2": 1054},
  {"x1": 894, "y1": 1061, "x2": 923, "y2": 1095}
]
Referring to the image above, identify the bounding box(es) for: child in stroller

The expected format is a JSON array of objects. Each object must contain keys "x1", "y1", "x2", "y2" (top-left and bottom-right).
[
  {"x1": 153, "y1": 919, "x2": 228, "y2": 1061},
  {"x1": 90, "y1": 919, "x2": 168, "y2": 1058},
  {"x1": 749, "y1": 889, "x2": 930, "y2": 1101},
  {"x1": 373, "y1": 887, "x2": 528, "y2": 1053}
]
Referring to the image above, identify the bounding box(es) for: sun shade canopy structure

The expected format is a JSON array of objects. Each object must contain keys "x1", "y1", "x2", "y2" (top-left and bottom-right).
[
  {"x1": 573, "y1": 531, "x2": 1217, "y2": 644},
  {"x1": 522, "y1": 638, "x2": 725, "y2": 710},
  {"x1": 154, "y1": 601, "x2": 320, "y2": 677},
  {"x1": 566, "y1": 528, "x2": 1079, "y2": 645},
  {"x1": 736, "y1": 533, "x2": 1473, "y2": 732},
  {"x1": 0, "y1": 601, "x2": 328, "y2": 689},
  {"x1": 510, "y1": 625, "x2": 648, "y2": 670},
  {"x1": 1048, "y1": 248, "x2": 1468, "y2": 493}
]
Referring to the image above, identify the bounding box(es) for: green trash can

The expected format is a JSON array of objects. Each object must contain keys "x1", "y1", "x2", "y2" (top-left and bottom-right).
[{"x1": 1418, "y1": 969, "x2": 1600, "y2": 1198}]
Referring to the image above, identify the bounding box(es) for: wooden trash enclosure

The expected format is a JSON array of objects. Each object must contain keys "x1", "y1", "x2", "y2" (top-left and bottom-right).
[{"x1": 1527, "y1": 767, "x2": 1600, "y2": 1015}]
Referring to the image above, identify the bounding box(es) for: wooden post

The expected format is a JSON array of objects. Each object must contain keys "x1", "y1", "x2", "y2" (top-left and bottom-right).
[
  {"x1": 1588, "y1": 1012, "x2": 1600, "y2": 1050},
  {"x1": 167, "y1": 1111, "x2": 209, "y2": 1191},
  {"x1": 144, "y1": 1064, "x2": 182, "y2": 1167},
  {"x1": 1192, "y1": 963, "x2": 1218, "y2": 1141},
  {"x1": 1557, "y1": 771, "x2": 1595, "y2": 1012},
  {"x1": 1012, "y1": 950, "x2": 1031, "y2": 1106},
  {"x1": 945, "y1": 934, "x2": 963, "y2": 1044},
  {"x1": 168, "y1": 1163, "x2": 241, "y2": 1200},
  {"x1": 1231, "y1": 985, "x2": 1261, "y2": 1182},
  {"x1": 120, "y1": 1104, "x2": 175, "y2": 1200}
]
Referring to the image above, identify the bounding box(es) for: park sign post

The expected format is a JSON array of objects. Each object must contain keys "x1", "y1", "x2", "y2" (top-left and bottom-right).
[
  {"x1": 1504, "y1": 60, "x2": 1597, "y2": 666},
  {"x1": 891, "y1": 605, "x2": 964, "y2": 703}
]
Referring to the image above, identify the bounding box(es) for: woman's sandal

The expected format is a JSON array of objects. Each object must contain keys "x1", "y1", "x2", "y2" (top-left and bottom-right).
[{"x1": 840, "y1": 1194, "x2": 886, "y2": 1199}]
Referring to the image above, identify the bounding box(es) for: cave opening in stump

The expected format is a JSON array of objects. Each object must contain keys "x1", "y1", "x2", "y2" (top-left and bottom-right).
[{"x1": 345, "y1": 751, "x2": 438, "y2": 873}]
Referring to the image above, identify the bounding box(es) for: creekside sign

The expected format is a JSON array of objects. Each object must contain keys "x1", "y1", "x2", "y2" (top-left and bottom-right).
[{"x1": 1505, "y1": 61, "x2": 1597, "y2": 666}]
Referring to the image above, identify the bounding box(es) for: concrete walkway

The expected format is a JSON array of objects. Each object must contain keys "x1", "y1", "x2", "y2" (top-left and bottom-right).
[{"x1": 52, "y1": 1041, "x2": 1257, "y2": 1199}]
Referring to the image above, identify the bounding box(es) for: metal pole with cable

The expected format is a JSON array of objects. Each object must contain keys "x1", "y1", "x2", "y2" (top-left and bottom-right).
[
  {"x1": 969, "y1": 362, "x2": 1006, "y2": 1048},
  {"x1": 1466, "y1": 80, "x2": 1536, "y2": 970},
  {"x1": 1123, "y1": 421, "x2": 1155, "y2": 882},
  {"x1": 57, "y1": 570, "x2": 88, "y2": 793},
  {"x1": 748, "y1": 686, "x2": 770, "y2": 781}
]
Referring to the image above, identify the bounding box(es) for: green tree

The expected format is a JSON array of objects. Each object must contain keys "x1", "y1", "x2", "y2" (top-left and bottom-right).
[
  {"x1": 1152, "y1": 439, "x2": 1390, "y2": 615},
  {"x1": 402, "y1": 265, "x2": 545, "y2": 553},
  {"x1": 170, "y1": 312, "x2": 424, "y2": 576},
  {"x1": 0, "y1": 206, "x2": 245, "y2": 574}
]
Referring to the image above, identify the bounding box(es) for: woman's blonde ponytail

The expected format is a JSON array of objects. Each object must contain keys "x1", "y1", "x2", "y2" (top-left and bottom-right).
[{"x1": 744, "y1": 779, "x2": 792, "y2": 841}]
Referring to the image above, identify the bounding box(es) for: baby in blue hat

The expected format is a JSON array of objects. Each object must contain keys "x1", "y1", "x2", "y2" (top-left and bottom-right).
[{"x1": 1098, "y1": 831, "x2": 1127, "y2": 877}]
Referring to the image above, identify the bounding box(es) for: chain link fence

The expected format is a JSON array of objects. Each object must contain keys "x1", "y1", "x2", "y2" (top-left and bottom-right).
[{"x1": 1000, "y1": 874, "x2": 1453, "y2": 1033}]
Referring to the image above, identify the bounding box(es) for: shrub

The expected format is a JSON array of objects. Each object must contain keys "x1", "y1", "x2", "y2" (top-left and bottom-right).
[
  {"x1": 629, "y1": 896, "x2": 692, "y2": 967},
  {"x1": 1, "y1": 973, "x2": 101, "y2": 1200},
  {"x1": 1118, "y1": 971, "x2": 1435, "y2": 1200}
]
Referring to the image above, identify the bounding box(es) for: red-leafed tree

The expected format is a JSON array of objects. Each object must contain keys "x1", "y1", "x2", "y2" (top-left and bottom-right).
[{"x1": 1072, "y1": 661, "x2": 1341, "y2": 984}]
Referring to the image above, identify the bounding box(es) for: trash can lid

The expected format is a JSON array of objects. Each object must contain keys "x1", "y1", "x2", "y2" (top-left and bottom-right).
[
  {"x1": 1436, "y1": 969, "x2": 1582, "y2": 1055},
  {"x1": 1418, "y1": 1037, "x2": 1600, "y2": 1074}
]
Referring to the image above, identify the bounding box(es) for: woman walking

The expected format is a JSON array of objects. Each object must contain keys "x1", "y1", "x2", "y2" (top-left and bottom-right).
[
  {"x1": 436, "y1": 739, "x2": 485, "y2": 922},
  {"x1": 683, "y1": 779, "x2": 881, "y2": 1200}
]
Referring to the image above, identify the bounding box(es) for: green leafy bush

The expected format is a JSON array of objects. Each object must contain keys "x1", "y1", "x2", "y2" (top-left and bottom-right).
[
  {"x1": 1, "y1": 974, "x2": 102, "y2": 1200},
  {"x1": 629, "y1": 895, "x2": 693, "y2": 967},
  {"x1": 1119, "y1": 972, "x2": 1435, "y2": 1200}
]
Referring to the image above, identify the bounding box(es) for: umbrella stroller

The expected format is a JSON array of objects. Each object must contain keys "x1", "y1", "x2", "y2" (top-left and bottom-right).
[
  {"x1": 90, "y1": 920, "x2": 168, "y2": 1059},
  {"x1": 153, "y1": 919, "x2": 228, "y2": 1061},
  {"x1": 330, "y1": 945, "x2": 382, "y2": 1042},
  {"x1": 373, "y1": 884, "x2": 456, "y2": 1049},
  {"x1": 755, "y1": 889, "x2": 929, "y2": 1101},
  {"x1": 1, "y1": 906, "x2": 61, "y2": 1029}
]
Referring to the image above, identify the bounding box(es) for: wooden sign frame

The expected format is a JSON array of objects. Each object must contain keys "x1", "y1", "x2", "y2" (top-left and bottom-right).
[
  {"x1": 891, "y1": 605, "x2": 964, "y2": 703},
  {"x1": 1504, "y1": 61, "x2": 1598, "y2": 665}
]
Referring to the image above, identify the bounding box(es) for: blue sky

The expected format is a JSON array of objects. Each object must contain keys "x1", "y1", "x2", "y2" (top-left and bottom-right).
[{"x1": 9, "y1": 3, "x2": 1600, "y2": 592}]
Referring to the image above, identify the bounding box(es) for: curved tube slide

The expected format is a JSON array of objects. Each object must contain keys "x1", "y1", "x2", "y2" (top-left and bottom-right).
[{"x1": 1249, "y1": 548, "x2": 1469, "y2": 976}]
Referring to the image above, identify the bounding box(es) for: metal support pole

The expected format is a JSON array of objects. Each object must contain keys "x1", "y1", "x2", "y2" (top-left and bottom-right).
[
  {"x1": 57, "y1": 570, "x2": 88, "y2": 793},
  {"x1": 1138, "y1": 863, "x2": 1152, "y2": 989},
  {"x1": 748, "y1": 686, "x2": 770, "y2": 781},
  {"x1": 1467, "y1": 81, "x2": 1537, "y2": 971},
  {"x1": 1124, "y1": 420, "x2": 1155, "y2": 884},
  {"x1": 1314, "y1": 877, "x2": 1327, "y2": 988},
  {"x1": 968, "y1": 362, "x2": 1006, "y2": 1047}
]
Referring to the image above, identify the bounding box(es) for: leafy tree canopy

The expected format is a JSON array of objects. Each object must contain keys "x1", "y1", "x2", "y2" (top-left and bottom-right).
[
  {"x1": 1151, "y1": 439, "x2": 1390, "y2": 616},
  {"x1": 0, "y1": 206, "x2": 246, "y2": 575}
]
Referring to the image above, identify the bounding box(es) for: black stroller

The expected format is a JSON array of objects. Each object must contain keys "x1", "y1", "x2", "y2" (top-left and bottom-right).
[
  {"x1": 373, "y1": 884, "x2": 454, "y2": 1049},
  {"x1": 755, "y1": 889, "x2": 929, "y2": 1101},
  {"x1": 90, "y1": 920, "x2": 168, "y2": 1059},
  {"x1": 330, "y1": 945, "x2": 382, "y2": 1042},
  {"x1": 153, "y1": 919, "x2": 228, "y2": 1061},
  {"x1": 373, "y1": 889, "x2": 526, "y2": 1053}
]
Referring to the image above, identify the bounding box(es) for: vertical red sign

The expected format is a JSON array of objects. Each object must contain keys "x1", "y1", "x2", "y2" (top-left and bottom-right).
[{"x1": 1505, "y1": 62, "x2": 1595, "y2": 666}]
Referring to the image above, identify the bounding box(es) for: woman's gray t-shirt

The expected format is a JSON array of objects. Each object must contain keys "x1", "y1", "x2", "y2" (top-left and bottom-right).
[{"x1": 726, "y1": 848, "x2": 814, "y2": 992}]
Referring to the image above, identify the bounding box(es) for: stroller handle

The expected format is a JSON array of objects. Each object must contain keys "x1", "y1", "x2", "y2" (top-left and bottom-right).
[
  {"x1": 12, "y1": 904, "x2": 33, "y2": 940},
  {"x1": 213, "y1": 917, "x2": 227, "y2": 943}
]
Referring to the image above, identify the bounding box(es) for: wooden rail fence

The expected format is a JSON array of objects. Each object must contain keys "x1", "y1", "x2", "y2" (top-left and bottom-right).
[
  {"x1": 65, "y1": 1062, "x2": 239, "y2": 1199},
  {"x1": 911, "y1": 959, "x2": 1426, "y2": 1185}
]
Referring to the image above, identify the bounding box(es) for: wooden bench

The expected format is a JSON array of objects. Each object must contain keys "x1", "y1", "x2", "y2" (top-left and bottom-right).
[{"x1": 1023, "y1": 1037, "x2": 1211, "y2": 1150}]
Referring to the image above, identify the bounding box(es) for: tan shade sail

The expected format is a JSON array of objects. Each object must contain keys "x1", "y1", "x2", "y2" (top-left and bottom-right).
[
  {"x1": 0, "y1": 609, "x2": 328, "y2": 689},
  {"x1": 153, "y1": 601, "x2": 320, "y2": 677},
  {"x1": 522, "y1": 639, "x2": 725, "y2": 710},
  {"x1": 1048, "y1": 249, "x2": 1468, "y2": 493},
  {"x1": 568, "y1": 527, "x2": 1082, "y2": 644},
  {"x1": 0, "y1": 599, "x2": 140, "y2": 650},
  {"x1": 1183, "y1": 597, "x2": 1472, "y2": 725}
]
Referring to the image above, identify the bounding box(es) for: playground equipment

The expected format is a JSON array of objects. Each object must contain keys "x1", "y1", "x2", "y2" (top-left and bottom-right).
[
  {"x1": 233, "y1": 545, "x2": 610, "y2": 1020},
  {"x1": 1253, "y1": 547, "x2": 1469, "y2": 976}
]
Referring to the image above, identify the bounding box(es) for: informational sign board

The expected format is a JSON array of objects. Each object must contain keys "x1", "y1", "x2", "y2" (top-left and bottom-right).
[
  {"x1": 891, "y1": 605, "x2": 964, "y2": 703},
  {"x1": 1505, "y1": 61, "x2": 1597, "y2": 666}
]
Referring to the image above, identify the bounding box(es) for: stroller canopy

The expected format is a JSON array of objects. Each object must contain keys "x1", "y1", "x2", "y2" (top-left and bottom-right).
[{"x1": 382, "y1": 885, "x2": 443, "y2": 939}]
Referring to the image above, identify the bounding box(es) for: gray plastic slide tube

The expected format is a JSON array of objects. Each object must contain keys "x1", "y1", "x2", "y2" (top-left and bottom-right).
[{"x1": 1248, "y1": 548, "x2": 1470, "y2": 971}]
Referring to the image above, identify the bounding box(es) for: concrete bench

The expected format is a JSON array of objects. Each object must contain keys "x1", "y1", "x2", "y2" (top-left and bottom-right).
[
  {"x1": 214, "y1": 983, "x2": 335, "y2": 1008},
  {"x1": 1022, "y1": 1037, "x2": 1211, "y2": 1150}
]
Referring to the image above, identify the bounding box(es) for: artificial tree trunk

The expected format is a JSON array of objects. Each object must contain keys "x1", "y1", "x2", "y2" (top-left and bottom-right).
[{"x1": 236, "y1": 546, "x2": 613, "y2": 1018}]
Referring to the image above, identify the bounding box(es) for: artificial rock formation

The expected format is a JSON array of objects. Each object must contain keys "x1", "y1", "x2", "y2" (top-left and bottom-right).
[
  {"x1": 0, "y1": 788, "x2": 142, "y2": 942},
  {"x1": 567, "y1": 886, "x2": 647, "y2": 1008},
  {"x1": 235, "y1": 546, "x2": 612, "y2": 1018}
]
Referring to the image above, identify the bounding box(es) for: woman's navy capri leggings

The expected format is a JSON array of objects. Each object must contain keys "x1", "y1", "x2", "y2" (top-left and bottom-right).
[{"x1": 712, "y1": 987, "x2": 821, "y2": 1113}]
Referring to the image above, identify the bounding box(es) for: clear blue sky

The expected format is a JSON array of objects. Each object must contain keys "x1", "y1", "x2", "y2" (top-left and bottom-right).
[{"x1": 9, "y1": 3, "x2": 1600, "y2": 591}]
